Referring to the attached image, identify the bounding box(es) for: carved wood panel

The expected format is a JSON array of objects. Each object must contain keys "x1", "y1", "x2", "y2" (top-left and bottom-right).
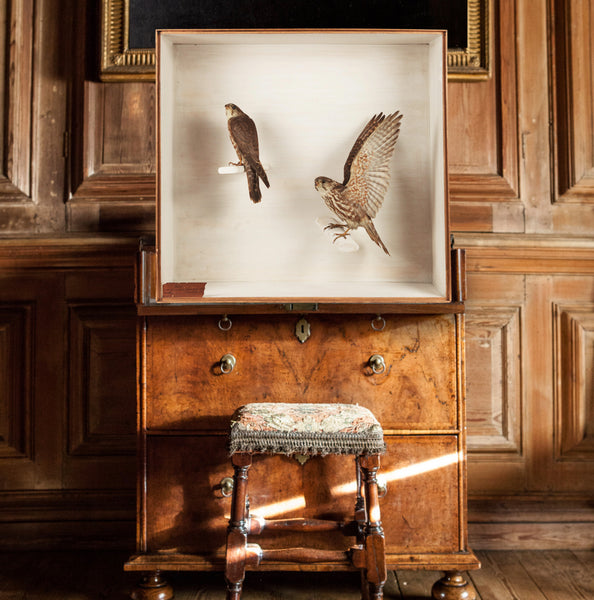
[
  {"x1": 0, "y1": 273, "x2": 63, "y2": 490},
  {"x1": 62, "y1": 267, "x2": 137, "y2": 489},
  {"x1": 0, "y1": 1, "x2": 33, "y2": 203},
  {"x1": 71, "y1": 82, "x2": 156, "y2": 199},
  {"x1": 67, "y1": 304, "x2": 136, "y2": 457},
  {"x1": 0, "y1": 304, "x2": 33, "y2": 459},
  {"x1": 465, "y1": 306, "x2": 522, "y2": 454},
  {"x1": 547, "y1": 275, "x2": 594, "y2": 496},
  {"x1": 0, "y1": 246, "x2": 138, "y2": 541},
  {"x1": 448, "y1": 0, "x2": 522, "y2": 233},
  {"x1": 554, "y1": 304, "x2": 594, "y2": 459},
  {"x1": 464, "y1": 272, "x2": 527, "y2": 494},
  {"x1": 0, "y1": 0, "x2": 67, "y2": 233},
  {"x1": 550, "y1": 0, "x2": 594, "y2": 204}
]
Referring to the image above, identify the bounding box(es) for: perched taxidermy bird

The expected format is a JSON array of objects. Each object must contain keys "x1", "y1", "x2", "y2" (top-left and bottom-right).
[
  {"x1": 225, "y1": 103, "x2": 270, "y2": 203},
  {"x1": 314, "y1": 111, "x2": 403, "y2": 255}
]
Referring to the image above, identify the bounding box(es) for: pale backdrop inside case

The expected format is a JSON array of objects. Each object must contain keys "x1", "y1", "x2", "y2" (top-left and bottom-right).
[{"x1": 158, "y1": 31, "x2": 447, "y2": 299}]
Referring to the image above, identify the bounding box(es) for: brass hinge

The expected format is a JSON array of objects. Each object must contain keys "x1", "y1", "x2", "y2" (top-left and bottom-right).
[{"x1": 283, "y1": 303, "x2": 318, "y2": 312}]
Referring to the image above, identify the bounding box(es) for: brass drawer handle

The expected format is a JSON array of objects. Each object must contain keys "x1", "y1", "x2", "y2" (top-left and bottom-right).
[
  {"x1": 220, "y1": 354, "x2": 236, "y2": 374},
  {"x1": 220, "y1": 477, "x2": 234, "y2": 497},
  {"x1": 378, "y1": 477, "x2": 387, "y2": 498},
  {"x1": 369, "y1": 354, "x2": 386, "y2": 374}
]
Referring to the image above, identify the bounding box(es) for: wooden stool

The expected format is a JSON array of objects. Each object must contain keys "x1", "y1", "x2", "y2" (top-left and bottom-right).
[{"x1": 225, "y1": 402, "x2": 387, "y2": 600}]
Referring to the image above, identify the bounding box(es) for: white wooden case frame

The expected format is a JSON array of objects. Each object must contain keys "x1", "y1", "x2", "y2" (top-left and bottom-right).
[{"x1": 157, "y1": 29, "x2": 450, "y2": 305}]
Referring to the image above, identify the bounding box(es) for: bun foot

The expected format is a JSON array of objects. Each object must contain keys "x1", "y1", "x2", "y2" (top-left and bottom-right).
[
  {"x1": 130, "y1": 572, "x2": 173, "y2": 600},
  {"x1": 431, "y1": 571, "x2": 476, "y2": 600}
]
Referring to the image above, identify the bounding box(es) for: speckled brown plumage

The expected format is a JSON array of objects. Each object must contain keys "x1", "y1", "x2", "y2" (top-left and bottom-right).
[
  {"x1": 225, "y1": 103, "x2": 270, "y2": 203},
  {"x1": 314, "y1": 111, "x2": 403, "y2": 255}
]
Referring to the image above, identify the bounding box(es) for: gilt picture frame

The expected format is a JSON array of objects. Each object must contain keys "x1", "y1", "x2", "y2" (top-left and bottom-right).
[
  {"x1": 155, "y1": 29, "x2": 450, "y2": 305},
  {"x1": 100, "y1": 0, "x2": 490, "y2": 81}
]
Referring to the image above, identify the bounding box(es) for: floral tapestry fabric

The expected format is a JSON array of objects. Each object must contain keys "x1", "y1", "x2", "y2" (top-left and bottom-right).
[{"x1": 229, "y1": 402, "x2": 385, "y2": 456}]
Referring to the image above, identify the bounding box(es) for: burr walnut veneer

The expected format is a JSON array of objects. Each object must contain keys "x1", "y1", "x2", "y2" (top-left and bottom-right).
[{"x1": 125, "y1": 249, "x2": 479, "y2": 599}]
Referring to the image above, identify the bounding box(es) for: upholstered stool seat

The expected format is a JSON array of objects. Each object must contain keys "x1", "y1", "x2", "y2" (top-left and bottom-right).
[{"x1": 225, "y1": 402, "x2": 387, "y2": 600}]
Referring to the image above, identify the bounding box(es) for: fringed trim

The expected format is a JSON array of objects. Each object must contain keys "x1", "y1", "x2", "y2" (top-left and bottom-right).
[{"x1": 228, "y1": 430, "x2": 386, "y2": 457}]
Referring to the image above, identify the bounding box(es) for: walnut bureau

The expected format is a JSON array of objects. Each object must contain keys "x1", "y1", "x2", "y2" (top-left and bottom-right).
[{"x1": 125, "y1": 248, "x2": 479, "y2": 599}]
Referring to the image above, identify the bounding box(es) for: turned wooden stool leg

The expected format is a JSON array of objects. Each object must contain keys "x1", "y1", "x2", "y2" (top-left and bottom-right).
[
  {"x1": 225, "y1": 452, "x2": 252, "y2": 600},
  {"x1": 431, "y1": 571, "x2": 476, "y2": 600},
  {"x1": 130, "y1": 571, "x2": 173, "y2": 600},
  {"x1": 354, "y1": 457, "x2": 367, "y2": 545},
  {"x1": 359, "y1": 454, "x2": 387, "y2": 600}
]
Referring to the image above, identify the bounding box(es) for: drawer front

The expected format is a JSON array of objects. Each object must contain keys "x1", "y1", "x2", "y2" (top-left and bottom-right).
[
  {"x1": 144, "y1": 434, "x2": 462, "y2": 557},
  {"x1": 143, "y1": 314, "x2": 458, "y2": 431}
]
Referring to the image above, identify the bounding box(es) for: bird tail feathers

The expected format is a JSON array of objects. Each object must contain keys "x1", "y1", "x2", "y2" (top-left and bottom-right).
[
  {"x1": 254, "y1": 161, "x2": 270, "y2": 188},
  {"x1": 363, "y1": 220, "x2": 390, "y2": 255},
  {"x1": 246, "y1": 168, "x2": 262, "y2": 203}
]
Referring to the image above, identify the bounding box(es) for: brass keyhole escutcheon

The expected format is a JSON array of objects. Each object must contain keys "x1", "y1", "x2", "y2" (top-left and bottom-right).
[{"x1": 295, "y1": 317, "x2": 311, "y2": 343}]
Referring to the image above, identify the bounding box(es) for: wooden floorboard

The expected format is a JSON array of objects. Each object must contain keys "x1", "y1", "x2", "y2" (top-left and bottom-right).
[
  {"x1": 573, "y1": 551, "x2": 594, "y2": 597},
  {"x1": 0, "y1": 550, "x2": 592, "y2": 599}
]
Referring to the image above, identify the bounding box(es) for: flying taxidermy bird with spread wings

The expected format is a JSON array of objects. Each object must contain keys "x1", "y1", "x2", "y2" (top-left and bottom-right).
[
  {"x1": 225, "y1": 103, "x2": 270, "y2": 203},
  {"x1": 314, "y1": 111, "x2": 403, "y2": 255}
]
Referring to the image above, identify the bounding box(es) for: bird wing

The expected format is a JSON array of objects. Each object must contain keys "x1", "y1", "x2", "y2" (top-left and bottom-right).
[
  {"x1": 230, "y1": 115, "x2": 270, "y2": 187},
  {"x1": 230, "y1": 115, "x2": 260, "y2": 160},
  {"x1": 342, "y1": 113, "x2": 385, "y2": 185},
  {"x1": 343, "y1": 111, "x2": 402, "y2": 219}
]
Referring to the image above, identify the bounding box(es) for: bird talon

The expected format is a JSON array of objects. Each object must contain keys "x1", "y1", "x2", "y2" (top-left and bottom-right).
[
  {"x1": 332, "y1": 232, "x2": 350, "y2": 244},
  {"x1": 228, "y1": 161, "x2": 244, "y2": 167},
  {"x1": 324, "y1": 222, "x2": 347, "y2": 232}
]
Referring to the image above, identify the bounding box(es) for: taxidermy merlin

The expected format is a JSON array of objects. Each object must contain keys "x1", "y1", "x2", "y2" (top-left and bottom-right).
[
  {"x1": 225, "y1": 103, "x2": 270, "y2": 203},
  {"x1": 314, "y1": 110, "x2": 403, "y2": 255}
]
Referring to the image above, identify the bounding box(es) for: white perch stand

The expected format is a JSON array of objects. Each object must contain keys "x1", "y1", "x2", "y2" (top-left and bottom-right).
[{"x1": 218, "y1": 164, "x2": 270, "y2": 175}]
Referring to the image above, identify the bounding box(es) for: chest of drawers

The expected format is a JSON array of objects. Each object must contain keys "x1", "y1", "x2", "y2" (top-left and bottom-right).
[{"x1": 125, "y1": 249, "x2": 478, "y2": 599}]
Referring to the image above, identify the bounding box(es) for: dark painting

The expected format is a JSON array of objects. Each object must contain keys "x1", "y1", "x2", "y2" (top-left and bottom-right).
[{"x1": 128, "y1": 0, "x2": 468, "y2": 51}]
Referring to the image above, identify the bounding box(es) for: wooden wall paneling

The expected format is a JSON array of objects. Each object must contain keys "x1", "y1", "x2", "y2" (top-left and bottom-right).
[
  {"x1": 0, "y1": 273, "x2": 63, "y2": 490},
  {"x1": 549, "y1": 0, "x2": 594, "y2": 234},
  {"x1": 0, "y1": 0, "x2": 33, "y2": 202},
  {"x1": 464, "y1": 272, "x2": 526, "y2": 493},
  {"x1": 459, "y1": 233, "x2": 594, "y2": 548},
  {"x1": 67, "y1": 2, "x2": 155, "y2": 232},
  {"x1": 0, "y1": 0, "x2": 69, "y2": 233},
  {"x1": 468, "y1": 495, "x2": 594, "y2": 550},
  {"x1": 465, "y1": 306, "x2": 522, "y2": 453},
  {"x1": 448, "y1": 0, "x2": 523, "y2": 233},
  {"x1": 516, "y1": 0, "x2": 553, "y2": 233},
  {"x1": 0, "y1": 303, "x2": 33, "y2": 460},
  {"x1": 461, "y1": 236, "x2": 594, "y2": 494},
  {"x1": 63, "y1": 269, "x2": 137, "y2": 489},
  {"x1": 554, "y1": 303, "x2": 594, "y2": 458},
  {"x1": 67, "y1": 81, "x2": 156, "y2": 232},
  {"x1": 550, "y1": 0, "x2": 594, "y2": 203},
  {"x1": 0, "y1": 0, "x2": 592, "y2": 553},
  {"x1": 550, "y1": 276, "x2": 594, "y2": 491},
  {"x1": 523, "y1": 273, "x2": 554, "y2": 492},
  {"x1": 67, "y1": 304, "x2": 136, "y2": 456},
  {"x1": 0, "y1": 239, "x2": 139, "y2": 547}
]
